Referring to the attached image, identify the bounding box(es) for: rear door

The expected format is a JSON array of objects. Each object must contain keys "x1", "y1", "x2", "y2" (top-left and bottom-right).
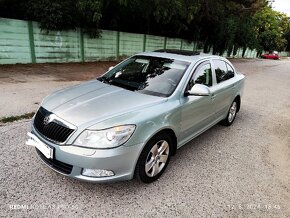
[{"x1": 210, "y1": 59, "x2": 236, "y2": 119}]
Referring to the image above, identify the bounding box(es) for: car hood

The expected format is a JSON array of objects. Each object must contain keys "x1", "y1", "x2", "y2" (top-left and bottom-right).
[{"x1": 42, "y1": 80, "x2": 166, "y2": 126}]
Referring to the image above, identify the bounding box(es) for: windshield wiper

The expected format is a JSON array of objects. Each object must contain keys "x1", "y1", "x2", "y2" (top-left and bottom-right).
[
  {"x1": 109, "y1": 78, "x2": 141, "y2": 91},
  {"x1": 98, "y1": 76, "x2": 140, "y2": 91},
  {"x1": 97, "y1": 77, "x2": 110, "y2": 84}
]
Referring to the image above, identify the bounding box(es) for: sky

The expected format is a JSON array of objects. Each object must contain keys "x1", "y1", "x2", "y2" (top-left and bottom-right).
[{"x1": 272, "y1": 0, "x2": 290, "y2": 16}]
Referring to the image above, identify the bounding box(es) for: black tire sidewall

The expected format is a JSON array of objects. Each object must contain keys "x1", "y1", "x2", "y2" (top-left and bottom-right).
[
  {"x1": 136, "y1": 133, "x2": 172, "y2": 183},
  {"x1": 228, "y1": 101, "x2": 237, "y2": 124},
  {"x1": 221, "y1": 100, "x2": 238, "y2": 126}
]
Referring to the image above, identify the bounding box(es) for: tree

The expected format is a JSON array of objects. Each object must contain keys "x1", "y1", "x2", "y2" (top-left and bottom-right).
[
  {"x1": 25, "y1": 0, "x2": 77, "y2": 30},
  {"x1": 77, "y1": 0, "x2": 103, "y2": 36},
  {"x1": 0, "y1": 0, "x2": 103, "y2": 36},
  {"x1": 181, "y1": 0, "x2": 268, "y2": 54},
  {"x1": 285, "y1": 29, "x2": 290, "y2": 51},
  {"x1": 253, "y1": 6, "x2": 289, "y2": 52},
  {"x1": 0, "y1": 0, "x2": 289, "y2": 53}
]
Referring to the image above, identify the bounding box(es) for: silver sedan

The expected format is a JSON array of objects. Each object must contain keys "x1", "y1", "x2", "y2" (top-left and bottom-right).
[{"x1": 26, "y1": 50, "x2": 245, "y2": 183}]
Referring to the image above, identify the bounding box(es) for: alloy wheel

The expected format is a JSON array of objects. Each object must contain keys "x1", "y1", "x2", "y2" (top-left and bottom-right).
[
  {"x1": 228, "y1": 101, "x2": 237, "y2": 123},
  {"x1": 145, "y1": 140, "x2": 170, "y2": 177}
]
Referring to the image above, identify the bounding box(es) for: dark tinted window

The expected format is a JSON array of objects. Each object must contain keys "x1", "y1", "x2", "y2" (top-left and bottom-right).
[
  {"x1": 213, "y1": 60, "x2": 234, "y2": 83},
  {"x1": 194, "y1": 63, "x2": 212, "y2": 86},
  {"x1": 187, "y1": 62, "x2": 212, "y2": 90},
  {"x1": 226, "y1": 63, "x2": 235, "y2": 79},
  {"x1": 99, "y1": 56, "x2": 190, "y2": 97}
]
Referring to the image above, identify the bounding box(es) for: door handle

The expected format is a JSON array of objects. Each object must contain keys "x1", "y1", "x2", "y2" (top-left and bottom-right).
[{"x1": 211, "y1": 93, "x2": 216, "y2": 100}]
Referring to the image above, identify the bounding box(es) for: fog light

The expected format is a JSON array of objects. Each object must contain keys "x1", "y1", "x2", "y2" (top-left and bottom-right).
[{"x1": 82, "y1": 168, "x2": 115, "y2": 177}]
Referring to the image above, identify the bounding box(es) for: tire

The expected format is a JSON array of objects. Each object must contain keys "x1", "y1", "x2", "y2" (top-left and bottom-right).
[
  {"x1": 135, "y1": 133, "x2": 172, "y2": 183},
  {"x1": 220, "y1": 100, "x2": 238, "y2": 126}
]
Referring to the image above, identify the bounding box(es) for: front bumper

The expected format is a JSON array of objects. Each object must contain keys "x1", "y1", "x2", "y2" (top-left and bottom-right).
[{"x1": 26, "y1": 129, "x2": 144, "y2": 183}]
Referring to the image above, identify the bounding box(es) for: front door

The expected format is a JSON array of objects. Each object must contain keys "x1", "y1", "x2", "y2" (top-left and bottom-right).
[{"x1": 180, "y1": 61, "x2": 217, "y2": 142}]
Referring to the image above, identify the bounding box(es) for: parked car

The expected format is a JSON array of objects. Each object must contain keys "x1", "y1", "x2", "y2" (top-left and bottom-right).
[
  {"x1": 26, "y1": 49, "x2": 245, "y2": 183},
  {"x1": 261, "y1": 52, "x2": 280, "y2": 59}
]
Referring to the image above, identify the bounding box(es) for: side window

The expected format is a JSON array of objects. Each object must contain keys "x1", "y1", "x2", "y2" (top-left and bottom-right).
[
  {"x1": 187, "y1": 62, "x2": 212, "y2": 90},
  {"x1": 213, "y1": 60, "x2": 234, "y2": 83},
  {"x1": 226, "y1": 63, "x2": 235, "y2": 79}
]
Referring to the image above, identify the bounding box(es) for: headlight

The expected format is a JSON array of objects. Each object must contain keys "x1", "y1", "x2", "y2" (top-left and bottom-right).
[{"x1": 74, "y1": 125, "x2": 135, "y2": 149}]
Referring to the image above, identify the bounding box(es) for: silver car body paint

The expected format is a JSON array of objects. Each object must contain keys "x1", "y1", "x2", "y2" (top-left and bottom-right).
[{"x1": 26, "y1": 52, "x2": 245, "y2": 182}]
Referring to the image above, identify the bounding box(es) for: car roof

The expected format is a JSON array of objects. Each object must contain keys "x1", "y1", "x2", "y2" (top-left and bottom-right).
[{"x1": 136, "y1": 49, "x2": 222, "y2": 63}]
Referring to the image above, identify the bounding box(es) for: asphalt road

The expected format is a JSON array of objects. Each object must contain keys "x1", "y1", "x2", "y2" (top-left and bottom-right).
[{"x1": 1, "y1": 59, "x2": 289, "y2": 217}]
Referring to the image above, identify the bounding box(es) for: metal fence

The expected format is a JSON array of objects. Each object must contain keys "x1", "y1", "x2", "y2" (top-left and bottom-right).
[{"x1": 0, "y1": 18, "x2": 289, "y2": 65}]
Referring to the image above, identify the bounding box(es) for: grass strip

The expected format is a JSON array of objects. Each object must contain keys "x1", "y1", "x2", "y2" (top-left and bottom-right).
[{"x1": 0, "y1": 112, "x2": 35, "y2": 123}]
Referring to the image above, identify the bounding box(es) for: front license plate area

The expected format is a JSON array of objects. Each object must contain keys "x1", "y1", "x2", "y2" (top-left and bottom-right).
[
  {"x1": 35, "y1": 141, "x2": 53, "y2": 159},
  {"x1": 26, "y1": 132, "x2": 54, "y2": 159}
]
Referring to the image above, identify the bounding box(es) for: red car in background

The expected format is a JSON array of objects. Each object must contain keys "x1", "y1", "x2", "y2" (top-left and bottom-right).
[{"x1": 261, "y1": 52, "x2": 280, "y2": 60}]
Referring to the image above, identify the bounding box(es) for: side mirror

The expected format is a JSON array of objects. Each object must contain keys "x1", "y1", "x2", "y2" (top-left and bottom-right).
[{"x1": 185, "y1": 84, "x2": 211, "y2": 96}]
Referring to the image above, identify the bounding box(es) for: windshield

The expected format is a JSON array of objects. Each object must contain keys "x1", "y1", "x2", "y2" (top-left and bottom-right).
[{"x1": 98, "y1": 56, "x2": 190, "y2": 97}]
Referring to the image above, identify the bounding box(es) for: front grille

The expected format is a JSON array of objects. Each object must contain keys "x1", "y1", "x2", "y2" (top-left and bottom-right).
[
  {"x1": 36, "y1": 148, "x2": 73, "y2": 175},
  {"x1": 34, "y1": 107, "x2": 74, "y2": 143}
]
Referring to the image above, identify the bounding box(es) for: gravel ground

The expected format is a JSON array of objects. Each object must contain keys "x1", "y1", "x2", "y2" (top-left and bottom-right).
[{"x1": 0, "y1": 59, "x2": 289, "y2": 217}]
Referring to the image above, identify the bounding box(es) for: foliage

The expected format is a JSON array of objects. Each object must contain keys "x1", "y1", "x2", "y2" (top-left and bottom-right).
[
  {"x1": 0, "y1": 0, "x2": 289, "y2": 53},
  {"x1": 25, "y1": 0, "x2": 77, "y2": 30},
  {"x1": 253, "y1": 6, "x2": 290, "y2": 52},
  {"x1": 0, "y1": 0, "x2": 102, "y2": 36},
  {"x1": 285, "y1": 29, "x2": 290, "y2": 51},
  {"x1": 76, "y1": 0, "x2": 103, "y2": 36}
]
